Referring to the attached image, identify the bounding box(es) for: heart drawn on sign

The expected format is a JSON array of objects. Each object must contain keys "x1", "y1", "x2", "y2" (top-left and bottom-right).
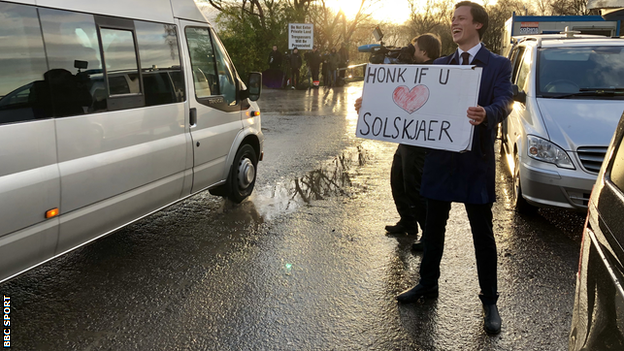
[{"x1": 392, "y1": 85, "x2": 430, "y2": 114}]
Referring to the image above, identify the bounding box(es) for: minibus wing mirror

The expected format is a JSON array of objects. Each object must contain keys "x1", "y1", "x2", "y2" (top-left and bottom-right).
[{"x1": 247, "y1": 72, "x2": 262, "y2": 101}]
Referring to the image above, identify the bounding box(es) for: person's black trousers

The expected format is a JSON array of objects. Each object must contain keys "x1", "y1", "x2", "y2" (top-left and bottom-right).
[
  {"x1": 390, "y1": 144, "x2": 427, "y2": 232},
  {"x1": 311, "y1": 67, "x2": 319, "y2": 82},
  {"x1": 419, "y1": 199, "x2": 498, "y2": 305},
  {"x1": 291, "y1": 70, "x2": 299, "y2": 87}
]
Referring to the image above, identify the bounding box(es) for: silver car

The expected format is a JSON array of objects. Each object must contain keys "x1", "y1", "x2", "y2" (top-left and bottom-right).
[{"x1": 501, "y1": 33, "x2": 624, "y2": 213}]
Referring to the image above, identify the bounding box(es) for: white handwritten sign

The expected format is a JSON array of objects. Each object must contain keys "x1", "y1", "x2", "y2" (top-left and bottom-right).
[
  {"x1": 288, "y1": 23, "x2": 314, "y2": 50},
  {"x1": 356, "y1": 64, "x2": 482, "y2": 152}
]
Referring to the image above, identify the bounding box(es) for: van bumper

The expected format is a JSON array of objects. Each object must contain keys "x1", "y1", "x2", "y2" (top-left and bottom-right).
[{"x1": 519, "y1": 159, "x2": 596, "y2": 210}]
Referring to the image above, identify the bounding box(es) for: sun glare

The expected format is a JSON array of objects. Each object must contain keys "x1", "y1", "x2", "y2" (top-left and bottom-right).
[
  {"x1": 328, "y1": 0, "x2": 494, "y2": 25},
  {"x1": 329, "y1": 0, "x2": 411, "y2": 25}
]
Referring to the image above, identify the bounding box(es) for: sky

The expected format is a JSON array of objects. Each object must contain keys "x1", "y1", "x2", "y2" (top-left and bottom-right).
[
  {"x1": 327, "y1": 0, "x2": 412, "y2": 24},
  {"x1": 326, "y1": 0, "x2": 493, "y2": 25}
]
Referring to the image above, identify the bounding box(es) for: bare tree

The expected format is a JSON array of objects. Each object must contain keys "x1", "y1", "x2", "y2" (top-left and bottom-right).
[
  {"x1": 405, "y1": 0, "x2": 455, "y2": 55},
  {"x1": 550, "y1": 0, "x2": 597, "y2": 15},
  {"x1": 483, "y1": 0, "x2": 525, "y2": 53}
]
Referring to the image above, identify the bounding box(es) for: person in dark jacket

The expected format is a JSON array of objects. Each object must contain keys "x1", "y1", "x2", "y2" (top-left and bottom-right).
[
  {"x1": 321, "y1": 51, "x2": 330, "y2": 86},
  {"x1": 338, "y1": 42, "x2": 349, "y2": 80},
  {"x1": 305, "y1": 46, "x2": 322, "y2": 87},
  {"x1": 327, "y1": 48, "x2": 340, "y2": 87},
  {"x1": 289, "y1": 47, "x2": 303, "y2": 89},
  {"x1": 385, "y1": 33, "x2": 441, "y2": 242},
  {"x1": 395, "y1": 1, "x2": 513, "y2": 336},
  {"x1": 266, "y1": 45, "x2": 284, "y2": 88},
  {"x1": 354, "y1": 34, "x2": 441, "y2": 240},
  {"x1": 268, "y1": 45, "x2": 282, "y2": 70}
]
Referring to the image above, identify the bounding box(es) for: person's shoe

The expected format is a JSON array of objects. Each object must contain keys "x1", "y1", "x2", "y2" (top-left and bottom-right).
[
  {"x1": 385, "y1": 222, "x2": 416, "y2": 235},
  {"x1": 385, "y1": 222, "x2": 405, "y2": 233},
  {"x1": 411, "y1": 240, "x2": 424, "y2": 251},
  {"x1": 291, "y1": 86, "x2": 296, "y2": 90},
  {"x1": 483, "y1": 304, "x2": 502, "y2": 334},
  {"x1": 396, "y1": 284, "x2": 438, "y2": 303}
]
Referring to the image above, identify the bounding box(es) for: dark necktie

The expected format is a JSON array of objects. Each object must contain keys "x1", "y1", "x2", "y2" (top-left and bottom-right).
[{"x1": 461, "y1": 52, "x2": 470, "y2": 65}]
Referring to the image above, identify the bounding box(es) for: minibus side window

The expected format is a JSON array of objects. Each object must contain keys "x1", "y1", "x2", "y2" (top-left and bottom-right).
[
  {"x1": 185, "y1": 27, "x2": 219, "y2": 99},
  {"x1": 0, "y1": 3, "x2": 50, "y2": 125},
  {"x1": 100, "y1": 28, "x2": 141, "y2": 96},
  {"x1": 39, "y1": 8, "x2": 105, "y2": 116},
  {"x1": 135, "y1": 21, "x2": 185, "y2": 105}
]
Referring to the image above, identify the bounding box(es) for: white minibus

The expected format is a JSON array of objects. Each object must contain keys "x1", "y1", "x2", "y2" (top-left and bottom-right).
[{"x1": 0, "y1": 0, "x2": 264, "y2": 283}]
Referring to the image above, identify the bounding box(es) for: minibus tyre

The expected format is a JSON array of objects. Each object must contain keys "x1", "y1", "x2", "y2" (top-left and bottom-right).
[{"x1": 227, "y1": 144, "x2": 258, "y2": 203}]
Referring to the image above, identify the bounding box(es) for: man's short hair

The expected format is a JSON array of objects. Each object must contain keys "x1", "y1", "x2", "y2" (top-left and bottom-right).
[
  {"x1": 411, "y1": 33, "x2": 442, "y2": 60},
  {"x1": 455, "y1": 1, "x2": 488, "y2": 39}
]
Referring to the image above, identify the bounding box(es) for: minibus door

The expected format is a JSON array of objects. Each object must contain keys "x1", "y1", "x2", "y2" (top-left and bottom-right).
[
  {"x1": 0, "y1": 120, "x2": 60, "y2": 281},
  {"x1": 182, "y1": 24, "x2": 243, "y2": 193}
]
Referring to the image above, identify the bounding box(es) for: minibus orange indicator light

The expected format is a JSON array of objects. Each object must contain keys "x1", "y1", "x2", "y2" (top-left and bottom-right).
[
  {"x1": 46, "y1": 208, "x2": 59, "y2": 218},
  {"x1": 251, "y1": 111, "x2": 260, "y2": 117}
]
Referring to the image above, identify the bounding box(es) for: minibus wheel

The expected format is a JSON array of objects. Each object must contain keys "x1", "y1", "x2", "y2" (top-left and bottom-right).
[{"x1": 228, "y1": 144, "x2": 258, "y2": 203}]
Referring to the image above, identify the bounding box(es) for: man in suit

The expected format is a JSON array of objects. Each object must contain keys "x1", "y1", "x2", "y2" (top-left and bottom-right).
[{"x1": 396, "y1": 1, "x2": 513, "y2": 335}]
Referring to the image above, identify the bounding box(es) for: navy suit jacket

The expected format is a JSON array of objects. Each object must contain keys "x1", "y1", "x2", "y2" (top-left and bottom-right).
[{"x1": 420, "y1": 46, "x2": 513, "y2": 204}]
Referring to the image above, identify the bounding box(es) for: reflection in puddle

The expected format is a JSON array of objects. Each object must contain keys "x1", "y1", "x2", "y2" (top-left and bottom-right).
[{"x1": 252, "y1": 145, "x2": 369, "y2": 219}]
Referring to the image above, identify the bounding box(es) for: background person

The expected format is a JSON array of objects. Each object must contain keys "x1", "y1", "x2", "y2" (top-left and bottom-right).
[
  {"x1": 395, "y1": 1, "x2": 513, "y2": 336},
  {"x1": 289, "y1": 47, "x2": 302, "y2": 89},
  {"x1": 328, "y1": 48, "x2": 340, "y2": 87},
  {"x1": 321, "y1": 51, "x2": 330, "y2": 86},
  {"x1": 268, "y1": 45, "x2": 282, "y2": 70},
  {"x1": 265, "y1": 45, "x2": 283, "y2": 88},
  {"x1": 305, "y1": 45, "x2": 322, "y2": 87},
  {"x1": 338, "y1": 42, "x2": 349, "y2": 83}
]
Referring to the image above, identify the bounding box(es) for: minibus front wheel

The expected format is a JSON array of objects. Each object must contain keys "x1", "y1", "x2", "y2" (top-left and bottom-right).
[{"x1": 228, "y1": 144, "x2": 258, "y2": 203}]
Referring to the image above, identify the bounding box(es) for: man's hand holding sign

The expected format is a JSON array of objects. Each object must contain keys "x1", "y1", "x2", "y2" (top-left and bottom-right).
[{"x1": 356, "y1": 64, "x2": 482, "y2": 152}]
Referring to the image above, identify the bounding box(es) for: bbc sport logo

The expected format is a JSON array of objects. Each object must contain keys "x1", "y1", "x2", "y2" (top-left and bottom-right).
[{"x1": 3, "y1": 296, "x2": 9, "y2": 348}]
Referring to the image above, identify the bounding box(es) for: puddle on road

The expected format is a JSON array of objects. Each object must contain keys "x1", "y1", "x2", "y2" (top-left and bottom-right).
[{"x1": 251, "y1": 145, "x2": 370, "y2": 220}]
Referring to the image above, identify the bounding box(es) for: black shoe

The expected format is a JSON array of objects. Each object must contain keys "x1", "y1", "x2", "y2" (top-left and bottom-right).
[
  {"x1": 385, "y1": 222, "x2": 417, "y2": 235},
  {"x1": 411, "y1": 240, "x2": 424, "y2": 251},
  {"x1": 396, "y1": 284, "x2": 438, "y2": 303},
  {"x1": 483, "y1": 304, "x2": 501, "y2": 334}
]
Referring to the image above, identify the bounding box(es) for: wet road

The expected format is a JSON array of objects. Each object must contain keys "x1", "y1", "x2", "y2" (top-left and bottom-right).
[{"x1": 2, "y1": 83, "x2": 585, "y2": 350}]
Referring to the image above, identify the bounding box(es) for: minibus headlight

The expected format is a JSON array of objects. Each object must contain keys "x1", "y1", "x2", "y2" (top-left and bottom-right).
[{"x1": 527, "y1": 135, "x2": 575, "y2": 169}]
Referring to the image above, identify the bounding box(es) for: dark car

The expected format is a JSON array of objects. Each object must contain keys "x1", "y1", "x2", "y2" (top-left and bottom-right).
[{"x1": 569, "y1": 110, "x2": 624, "y2": 350}]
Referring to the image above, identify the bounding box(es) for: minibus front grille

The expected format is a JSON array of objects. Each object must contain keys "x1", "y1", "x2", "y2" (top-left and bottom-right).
[{"x1": 577, "y1": 147, "x2": 608, "y2": 174}]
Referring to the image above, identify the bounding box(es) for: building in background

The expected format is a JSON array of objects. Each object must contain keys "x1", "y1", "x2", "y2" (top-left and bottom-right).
[{"x1": 501, "y1": 12, "x2": 620, "y2": 55}]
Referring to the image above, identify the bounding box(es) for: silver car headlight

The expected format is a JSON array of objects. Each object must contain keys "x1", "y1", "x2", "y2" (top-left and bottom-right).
[{"x1": 526, "y1": 135, "x2": 575, "y2": 169}]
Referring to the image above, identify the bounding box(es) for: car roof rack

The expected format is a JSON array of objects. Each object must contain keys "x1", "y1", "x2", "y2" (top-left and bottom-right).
[{"x1": 513, "y1": 27, "x2": 618, "y2": 48}]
